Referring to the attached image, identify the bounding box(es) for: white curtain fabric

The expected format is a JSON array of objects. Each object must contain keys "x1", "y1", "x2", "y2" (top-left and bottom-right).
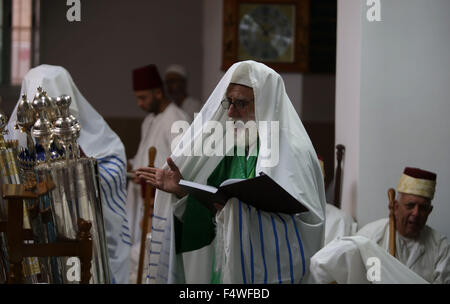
[{"x1": 147, "y1": 60, "x2": 326, "y2": 284}]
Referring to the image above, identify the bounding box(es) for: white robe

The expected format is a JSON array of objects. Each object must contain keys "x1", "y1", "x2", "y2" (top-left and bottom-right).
[
  {"x1": 129, "y1": 233, "x2": 151, "y2": 284},
  {"x1": 357, "y1": 218, "x2": 450, "y2": 283},
  {"x1": 310, "y1": 236, "x2": 428, "y2": 284},
  {"x1": 127, "y1": 103, "x2": 189, "y2": 246},
  {"x1": 324, "y1": 203, "x2": 357, "y2": 245},
  {"x1": 147, "y1": 61, "x2": 326, "y2": 284}
]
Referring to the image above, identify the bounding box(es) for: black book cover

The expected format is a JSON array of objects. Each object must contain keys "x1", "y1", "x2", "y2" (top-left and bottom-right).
[{"x1": 179, "y1": 173, "x2": 308, "y2": 214}]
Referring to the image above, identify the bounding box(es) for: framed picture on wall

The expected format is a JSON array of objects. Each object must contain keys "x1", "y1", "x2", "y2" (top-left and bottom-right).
[{"x1": 222, "y1": 0, "x2": 310, "y2": 73}]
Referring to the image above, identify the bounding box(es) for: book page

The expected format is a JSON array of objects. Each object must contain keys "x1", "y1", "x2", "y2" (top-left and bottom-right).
[
  {"x1": 179, "y1": 179, "x2": 218, "y2": 194},
  {"x1": 219, "y1": 178, "x2": 244, "y2": 187}
]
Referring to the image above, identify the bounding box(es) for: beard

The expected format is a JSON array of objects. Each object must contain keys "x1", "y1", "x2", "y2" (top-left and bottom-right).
[
  {"x1": 229, "y1": 118, "x2": 258, "y2": 149},
  {"x1": 148, "y1": 98, "x2": 162, "y2": 114}
]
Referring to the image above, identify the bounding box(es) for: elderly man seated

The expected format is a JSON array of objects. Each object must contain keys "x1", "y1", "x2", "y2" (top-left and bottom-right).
[{"x1": 357, "y1": 167, "x2": 450, "y2": 283}]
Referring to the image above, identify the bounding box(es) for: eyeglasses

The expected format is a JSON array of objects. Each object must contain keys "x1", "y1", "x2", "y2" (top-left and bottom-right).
[{"x1": 221, "y1": 97, "x2": 253, "y2": 110}]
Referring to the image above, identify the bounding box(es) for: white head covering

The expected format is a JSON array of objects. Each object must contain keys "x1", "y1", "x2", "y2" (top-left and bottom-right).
[
  {"x1": 164, "y1": 64, "x2": 187, "y2": 78},
  {"x1": 166, "y1": 60, "x2": 325, "y2": 219},
  {"x1": 149, "y1": 60, "x2": 326, "y2": 283},
  {"x1": 230, "y1": 61, "x2": 252, "y2": 88},
  {"x1": 6, "y1": 64, "x2": 125, "y2": 160}
]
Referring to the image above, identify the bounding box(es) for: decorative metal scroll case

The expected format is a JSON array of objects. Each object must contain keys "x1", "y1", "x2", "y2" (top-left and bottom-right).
[
  {"x1": 35, "y1": 158, "x2": 111, "y2": 284},
  {"x1": 6, "y1": 87, "x2": 111, "y2": 284}
]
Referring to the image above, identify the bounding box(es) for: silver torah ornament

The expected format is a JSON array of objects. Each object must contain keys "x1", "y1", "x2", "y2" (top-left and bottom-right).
[
  {"x1": 15, "y1": 94, "x2": 37, "y2": 153},
  {"x1": 31, "y1": 89, "x2": 54, "y2": 163},
  {"x1": 53, "y1": 95, "x2": 81, "y2": 160}
]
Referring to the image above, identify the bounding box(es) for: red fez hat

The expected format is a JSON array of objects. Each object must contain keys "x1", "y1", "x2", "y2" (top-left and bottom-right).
[
  {"x1": 403, "y1": 167, "x2": 436, "y2": 181},
  {"x1": 132, "y1": 64, "x2": 163, "y2": 91},
  {"x1": 397, "y1": 167, "x2": 437, "y2": 199}
]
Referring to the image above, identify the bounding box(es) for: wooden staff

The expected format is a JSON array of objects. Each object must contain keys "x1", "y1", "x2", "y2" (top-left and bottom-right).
[
  {"x1": 137, "y1": 147, "x2": 156, "y2": 284},
  {"x1": 334, "y1": 144, "x2": 345, "y2": 208},
  {"x1": 388, "y1": 188, "x2": 396, "y2": 257}
]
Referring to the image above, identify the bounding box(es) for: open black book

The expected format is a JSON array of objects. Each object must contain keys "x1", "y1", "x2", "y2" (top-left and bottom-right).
[{"x1": 178, "y1": 172, "x2": 308, "y2": 214}]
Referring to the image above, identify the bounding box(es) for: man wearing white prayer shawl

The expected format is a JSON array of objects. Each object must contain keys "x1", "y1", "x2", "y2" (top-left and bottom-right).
[
  {"x1": 127, "y1": 64, "x2": 189, "y2": 282},
  {"x1": 5, "y1": 65, "x2": 131, "y2": 283},
  {"x1": 309, "y1": 236, "x2": 428, "y2": 284},
  {"x1": 136, "y1": 61, "x2": 326, "y2": 284},
  {"x1": 317, "y1": 156, "x2": 357, "y2": 244},
  {"x1": 357, "y1": 167, "x2": 450, "y2": 284}
]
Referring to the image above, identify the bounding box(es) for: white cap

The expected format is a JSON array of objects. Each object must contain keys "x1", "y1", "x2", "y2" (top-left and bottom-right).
[
  {"x1": 230, "y1": 62, "x2": 252, "y2": 88},
  {"x1": 165, "y1": 64, "x2": 187, "y2": 78}
]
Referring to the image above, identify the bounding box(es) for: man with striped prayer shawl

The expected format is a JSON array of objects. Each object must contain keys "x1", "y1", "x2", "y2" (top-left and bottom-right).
[
  {"x1": 137, "y1": 61, "x2": 326, "y2": 283},
  {"x1": 6, "y1": 65, "x2": 131, "y2": 283}
]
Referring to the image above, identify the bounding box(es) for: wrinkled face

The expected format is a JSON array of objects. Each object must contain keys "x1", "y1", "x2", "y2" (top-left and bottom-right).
[
  {"x1": 165, "y1": 72, "x2": 186, "y2": 101},
  {"x1": 134, "y1": 89, "x2": 161, "y2": 113},
  {"x1": 394, "y1": 193, "x2": 433, "y2": 239},
  {"x1": 225, "y1": 83, "x2": 255, "y2": 123}
]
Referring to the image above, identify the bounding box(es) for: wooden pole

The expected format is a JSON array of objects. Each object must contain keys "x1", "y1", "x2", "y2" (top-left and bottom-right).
[
  {"x1": 388, "y1": 188, "x2": 396, "y2": 257},
  {"x1": 137, "y1": 147, "x2": 156, "y2": 284},
  {"x1": 334, "y1": 144, "x2": 345, "y2": 208}
]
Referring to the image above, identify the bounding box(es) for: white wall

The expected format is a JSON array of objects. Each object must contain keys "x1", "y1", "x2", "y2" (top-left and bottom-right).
[
  {"x1": 358, "y1": 0, "x2": 450, "y2": 238},
  {"x1": 335, "y1": 0, "x2": 362, "y2": 218},
  {"x1": 337, "y1": 0, "x2": 450, "y2": 238},
  {"x1": 39, "y1": 0, "x2": 203, "y2": 118}
]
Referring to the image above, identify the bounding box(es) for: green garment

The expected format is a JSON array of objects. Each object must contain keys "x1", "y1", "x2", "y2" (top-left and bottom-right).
[{"x1": 174, "y1": 146, "x2": 258, "y2": 255}]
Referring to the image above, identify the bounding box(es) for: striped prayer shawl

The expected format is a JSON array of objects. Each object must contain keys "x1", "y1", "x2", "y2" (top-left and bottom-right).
[{"x1": 97, "y1": 155, "x2": 132, "y2": 283}]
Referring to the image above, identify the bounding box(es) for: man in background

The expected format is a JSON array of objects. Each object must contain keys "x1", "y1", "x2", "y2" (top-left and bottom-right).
[
  {"x1": 164, "y1": 64, "x2": 201, "y2": 121},
  {"x1": 127, "y1": 64, "x2": 189, "y2": 282}
]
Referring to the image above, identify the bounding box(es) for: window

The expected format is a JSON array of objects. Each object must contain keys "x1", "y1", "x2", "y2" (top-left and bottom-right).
[{"x1": 0, "y1": 0, "x2": 39, "y2": 86}]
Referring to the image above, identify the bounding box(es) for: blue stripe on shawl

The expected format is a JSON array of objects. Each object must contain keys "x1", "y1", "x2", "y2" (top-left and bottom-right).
[
  {"x1": 270, "y1": 215, "x2": 282, "y2": 284},
  {"x1": 290, "y1": 215, "x2": 306, "y2": 277},
  {"x1": 247, "y1": 204, "x2": 254, "y2": 284},
  {"x1": 277, "y1": 214, "x2": 294, "y2": 283},
  {"x1": 99, "y1": 172, "x2": 127, "y2": 215},
  {"x1": 98, "y1": 155, "x2": 126, "y2": 167},
  {"x1": 152, "y1": 214, "x2": 167, "y2": 221},
  {"x1": 257, "y1": 210, "x2": 268, "y2": 284},
  {"x1": 99, "y1": 164, "x2": 126, "y2": 205},
  {"x1": 238, "y1": 200, "x2": 247, "y2": 284},
  {"x1": 101, "y1": 164, "x2": 127, "y2": 199},
  {"x1": 151, "y1": 227, "x2": 164, "y2": 233},
  {"x1": 98, "y1": 161, "x2": 128, "y2": 197},
  {"x1": 100, "y1": 184, "x2": 128, "y2": 223}
]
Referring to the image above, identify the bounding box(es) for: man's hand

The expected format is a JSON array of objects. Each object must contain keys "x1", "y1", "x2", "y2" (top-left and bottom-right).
[
  {"x1": 136, "y1": 157, "x2": 187, "y2": 198},
  {"x1": 129, "y1": 171, "x2": 140, "y2": 184}
]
